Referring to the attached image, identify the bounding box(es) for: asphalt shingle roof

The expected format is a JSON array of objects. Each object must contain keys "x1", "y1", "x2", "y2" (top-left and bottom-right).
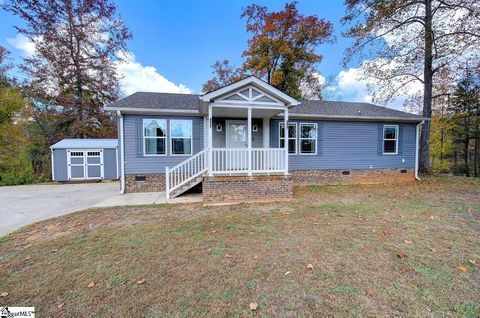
[
  {"x1": 105, "y1": 92, "x2": 422, "y2": 120},
  {"x1": 106, "y1": 92, "x2": 201, "y2": 110}
]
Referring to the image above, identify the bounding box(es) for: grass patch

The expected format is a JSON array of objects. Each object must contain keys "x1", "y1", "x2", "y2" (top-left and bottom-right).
[{"x1": 0, "y1": 176, "x2": 479, "y2": 317}]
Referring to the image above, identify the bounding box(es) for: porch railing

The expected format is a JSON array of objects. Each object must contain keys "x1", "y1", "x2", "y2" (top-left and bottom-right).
[
  {"x1": 211, "y1": 148, "x2": 286, "y2": 174},
  {"x1": 166, "y1": 148, "x2": 207, "y2": 199}
]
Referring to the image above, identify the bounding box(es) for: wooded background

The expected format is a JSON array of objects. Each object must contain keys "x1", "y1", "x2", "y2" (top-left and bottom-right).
[{"x1": 0, "y1": 0, "x2": 479, "y2": 185}]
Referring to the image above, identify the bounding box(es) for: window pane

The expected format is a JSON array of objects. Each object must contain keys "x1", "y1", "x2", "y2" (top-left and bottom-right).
[
  {"x1": 288, "y1": 139, "x2": 296, "y2": 154},
  {"x1": 301, "y1": 139, "x2": 316, "y2": 154},
  {"x1": 144, "y1": 119, "x2": 166, "y2": 137},
  {"x1": 171, "y1": 120, "x2": 192, "y2": 138},
  {"x1": 145, "y1": 138, "x2": 165, "y2": 155},
  {"x1": 384, "y1": 127, "x2": 396, "y2": 139},
  {"x1": 301, "y1": 124, "x2": 317, "y2": 138},
  {"x1": 172, "y1": 138, "x2": 192, "y2": 155},
  {"x1": 384, "y1": 140, "x2": 396, "y2": 153},
  {"x1": 288, "y1": 125, "x2": 296, "y2": 138},
  {"x1": 280, "y1": 138, "x2": 285, "y2": 148}
]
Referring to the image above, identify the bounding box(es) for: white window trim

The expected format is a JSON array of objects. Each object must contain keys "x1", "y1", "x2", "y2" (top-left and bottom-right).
[
  {"x1": 383, "y1": 124, "x2": 399, "y2": 155},
  {"x1": 279, "y1": 122, "x2": 297, "y2": 155},
  {"x1": 299, "y1": 123, "x2": 318, "y2": 155},
  {"x1": 170, "y1": 119, "x2": 193, "y2": 157},
  {"x1": 143, "y1": 118, "x2": 167, "y2": 157}
]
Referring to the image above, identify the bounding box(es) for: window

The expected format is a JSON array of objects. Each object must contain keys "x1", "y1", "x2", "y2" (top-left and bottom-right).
[
  {"x1": 170, "y1": 120, "x2": 192, "y2": 155},
  {"x1": 300, "y1": 123, "x2": 317, "y2": 154},
  {"x1": 279, "y1": 123, "x2": 297, "y2": 154},
  {"x1": 383, "y1": 125, "x2": 398, "y2": 154},
  {"x1": 143, "y1": 119, "x2": 167, "y2": 155}
]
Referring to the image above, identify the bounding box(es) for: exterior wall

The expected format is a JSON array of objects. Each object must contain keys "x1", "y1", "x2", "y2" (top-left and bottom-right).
[
  {"x1": 212, "y1": 117, "x2": 264, "y2": 148},
  {"x1": 52, "y1": 149, "x2": 68, "y2": 181},
  {"x1": 292, "y1": 168, "x2": 415, "y2": 186},
  {"x1": 270, "y1": 120, "x2": 416, "y2": 170},
  {"x1": 125, "y1": 173, "x2": 165, "y2": 193},
  {"x1": 203, "y1": 175, "x2": 293, "y2": 204},
  {"x1": 52, "y1": 148, "x2": 118, "y2": 181},
  {"x1": 123, "y1": 114, "x2": 204, "y2": 174}
]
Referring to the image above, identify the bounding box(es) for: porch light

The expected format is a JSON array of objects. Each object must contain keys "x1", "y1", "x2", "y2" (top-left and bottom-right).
[
  {"x1": 216, "y1": 123, "x2": 222, "y2": 132},
  {"x1": 252, "y1": 123, "x2": 258, "y2": 132}
]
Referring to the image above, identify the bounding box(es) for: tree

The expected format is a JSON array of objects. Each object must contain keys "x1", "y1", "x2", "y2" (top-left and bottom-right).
[
  {"x1": 342, "y1": 0, "x2": 480, "y2": 173},
  {"x1": 203, "y1": 1, "x2": 334, "y2": 99},
  {"x1": 2, "y1": 0, "x2": 132, "y2": 139}
]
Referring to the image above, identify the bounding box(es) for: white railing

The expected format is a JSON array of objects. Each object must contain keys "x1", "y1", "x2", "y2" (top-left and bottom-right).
[
  {"x1": 211, "y1": 148, "x2": 286, "y2": 174},
  {"x1": 166, "y1": 149, "x2": 207, "y2": 199}
]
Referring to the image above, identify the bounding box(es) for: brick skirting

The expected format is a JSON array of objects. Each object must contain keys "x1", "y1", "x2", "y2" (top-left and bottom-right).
[
  {"x1": 125, "y1": 173, "x2": 165, "y2": 193},
  {"x1": 203, "y1": 174, "x2": 293, "y2": 204},
  {"x1": 292, "y1": 168, "x2": 415, "y2": 186}
]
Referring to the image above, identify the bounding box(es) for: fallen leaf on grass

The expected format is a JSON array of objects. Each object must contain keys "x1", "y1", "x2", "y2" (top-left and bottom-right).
[
  {"x1": 87, "y1": 281, "x2": 95, "y2": 288},
  {"x1": 249, "y1": 302, "x2": 258, "y2": 310},
  {"x1": 24, "y1": 256, "x2": 32, "y2": 261},
  {"x1": 224, "y1": 254, "x2": 232, "y2": 258},
  {"x1": 404, "y1": 240, "x2": 412, "y2": 245},
  {"x1": 365, "y1": 290, "x2": 374, "y2": 297},
  {"x1": 252, "y1": 255, "x2": 258, "y2": 260},
  {"x1": 137, "y1": 279, "x2": 145, "y2": 285},
  {"x1": 306, "y1": 264, "x2": 313, "y2": 270},
  {"x1": 57, "y1": 303, "x2": 65, "y2": 309},
  {"x1": 458, "y1": 266, "x2": 468, "y2": 272},
  {"x1": 399, "y1": 267, "x2": 411, "y2": 275},
  {"x1": 467, "y1": 259, "x2": 477, "y2": 266},
  {"x1": 396, "y1": 252, "x2": 408, "y2": 258},
  {"x1": 429, "y1": 216, "x2": 435, "y2": 220},
  {"x1": 0, "y1": 291, "x2": 8, "y2": 297},
  {"x1": 429, "y1": 247, "x2": 437, "y2": 253},
  {"x1": 284, "y1": 271, "x2": 291, "y2": 276}
]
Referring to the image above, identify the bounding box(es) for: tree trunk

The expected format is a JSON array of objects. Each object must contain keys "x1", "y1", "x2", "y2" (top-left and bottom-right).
[
  {"x1": 474, "y1": 137, "x2": 478, "y2": 177},
  {"x1": 419, "y1": 0, "x2": 433, "y2": 174},
  {"x1": 464, "y1": 137, "x2": 470, "y2": 177}
]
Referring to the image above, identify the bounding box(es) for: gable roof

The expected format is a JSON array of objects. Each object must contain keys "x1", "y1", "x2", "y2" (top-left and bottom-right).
[
  {"x1": 201, "y1": 75, "x2": 299, "y2": 106},
  {"x1": 51, "y1": 139, "x2": 118, "y2": 149},
  {"x1": 104, "y1": 91, "x2": 424, "y2": 122}
]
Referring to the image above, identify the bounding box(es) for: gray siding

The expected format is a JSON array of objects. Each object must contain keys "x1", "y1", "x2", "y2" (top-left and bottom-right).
[
  {"x1": 103, "y1": 148, "x2": 118, "y2": 179},
  {"x1": 52, "y1": 149, "x2": 68, "y2": 181},
  {"x1": 212, "y1": 118, "x2": 264, "y2": 148},
  {"x1": 270, "y1": 120, "x2": 416, "y2": 170},
  {"x1": 124, "y1": 114, "x2": 204, "y2": 174}
]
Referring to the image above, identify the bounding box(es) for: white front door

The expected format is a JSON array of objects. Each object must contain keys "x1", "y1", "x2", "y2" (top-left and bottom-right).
[{"x1": 226, "y1": 120, "x2": 248, "y2": 170}]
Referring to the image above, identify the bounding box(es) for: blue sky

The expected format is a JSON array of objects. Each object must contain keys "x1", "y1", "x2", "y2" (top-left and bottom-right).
[{"x1": 0, "y1": 1, "x2": 402, "y2": 107}]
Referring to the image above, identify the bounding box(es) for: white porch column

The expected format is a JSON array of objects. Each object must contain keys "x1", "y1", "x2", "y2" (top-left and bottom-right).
[
  {"x1": 284, "y1": 109, "x2": 289, "y2": 175},
  {"x1": 263, "y1": 118, "x2": 270, "y2": 147},
  {"x1": 247, "y1": 107, "x2": 252, "y2": 176},
  {"x1": 208, "y1": 105, "x2": 213, "y2": 176}
]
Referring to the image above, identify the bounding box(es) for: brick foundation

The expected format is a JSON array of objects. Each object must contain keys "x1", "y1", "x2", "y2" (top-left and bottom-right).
[
  {"x1": 203, "y1": 174, "x2": 293, "y2": 204},
  {"x1": 125, "y1": 173, "x2": 165, "y2": 193},
  {"x1": 292, "y1": 168, "x2": 415, "y2": 186}
]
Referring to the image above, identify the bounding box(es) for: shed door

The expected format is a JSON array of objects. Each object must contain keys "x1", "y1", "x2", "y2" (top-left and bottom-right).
[{"x1": 67, "y1": 149, "x2": 104, "y2": 180}]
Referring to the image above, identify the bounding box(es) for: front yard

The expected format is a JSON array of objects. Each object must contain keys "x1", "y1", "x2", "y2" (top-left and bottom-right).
[{"x1": 0, "y1": 177, "x2": 479, "y2": 317}]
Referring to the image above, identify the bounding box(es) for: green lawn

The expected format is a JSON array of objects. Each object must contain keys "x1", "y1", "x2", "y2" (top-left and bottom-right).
[{"x1": 0, "y1": 177, "x2": 479, "y2": 317}]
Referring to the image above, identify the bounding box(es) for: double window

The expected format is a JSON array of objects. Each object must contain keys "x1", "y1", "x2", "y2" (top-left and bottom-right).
[
  {"x1": 143, "y1": 119, "x2": 192, "y2": 156},
  {"x1": 279, "y1": 123, "x2": 297, "y2": 154},
  {"x1": 279, "y1": 122, "x2": 317, "y2": 155},
  {"x1": 143, "y1": 119, "x2": 167, "y2": 155},
  {"x1": 383, "y1": 125, "x2": 398, "y2": 154}
]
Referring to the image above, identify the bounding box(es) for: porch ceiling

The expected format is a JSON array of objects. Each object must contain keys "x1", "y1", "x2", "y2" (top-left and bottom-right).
[{"x1": 211, "y1": 107, "x2": 282, "y2": 118}]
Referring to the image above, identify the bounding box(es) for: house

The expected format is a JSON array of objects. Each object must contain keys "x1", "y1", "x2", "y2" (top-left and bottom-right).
[{"x1": 104, "y1": 76, "x2": 425, "y2": 204}]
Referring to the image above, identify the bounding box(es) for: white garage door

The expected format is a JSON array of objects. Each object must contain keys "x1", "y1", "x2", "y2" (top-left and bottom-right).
[{"x1": 67, "y1": 149, "x2": 104, "y2": 180}]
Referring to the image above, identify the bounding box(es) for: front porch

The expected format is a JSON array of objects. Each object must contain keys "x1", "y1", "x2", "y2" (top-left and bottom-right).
[{"x1": 165, "y1": 77, "x2": 299, "y2": 200}]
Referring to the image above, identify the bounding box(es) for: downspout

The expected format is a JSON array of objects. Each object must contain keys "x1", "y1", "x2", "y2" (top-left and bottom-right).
[
  {"x1": 415, "y1": 120, "x2": 424, "y2": 181},
  {"x1": 118, "y1": 110, "x2": 126, "y2": 194}
]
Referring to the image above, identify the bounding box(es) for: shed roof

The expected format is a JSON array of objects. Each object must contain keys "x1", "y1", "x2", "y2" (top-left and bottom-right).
[{"x1": 51, "y1": 139, "x2": 118, "y2": 149}]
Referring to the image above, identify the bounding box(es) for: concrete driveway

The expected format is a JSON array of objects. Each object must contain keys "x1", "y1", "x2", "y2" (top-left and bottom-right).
[{"x1": 0, "y1": 181, "x2": 202, "y2": 236}]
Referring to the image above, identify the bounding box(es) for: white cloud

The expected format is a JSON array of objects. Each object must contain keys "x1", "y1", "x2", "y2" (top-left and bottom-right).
[
  {"x1": 115, "y1": 52, "x2": 191, "y2": 95},
  {"x1": 7, "y1": 33, "x2": 36, "y2": 57}
]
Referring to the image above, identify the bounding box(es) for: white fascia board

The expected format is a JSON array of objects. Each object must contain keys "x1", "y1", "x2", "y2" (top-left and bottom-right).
[
  {"x1": 201, "y1": 76, "x2": 299, "y2": 106},
  {"x1": 277, "y1": 113, "x2": 426, "y2": 123},
  {"x1": 104, "y1": 106, "x2": 200, "y2": 115}
]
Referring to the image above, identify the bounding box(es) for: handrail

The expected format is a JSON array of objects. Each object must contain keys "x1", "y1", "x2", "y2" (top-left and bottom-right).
[{"x1": 166, "y1": 148, "x2": 208, "y2": 199}]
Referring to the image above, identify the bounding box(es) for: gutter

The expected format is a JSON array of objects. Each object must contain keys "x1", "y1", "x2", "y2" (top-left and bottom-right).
[
  {"x1": 276, "y1": 113, "x2": 427, "y2": 123},
  {"x1": 415, "y1": 120, "x2": 424, "y2": 181},
  {"x1": 105, "y1": 107, "x2": 200, "y2": 115},
  {"x1": 118, "y1": 110, "x2": 126, "y2": 194}
]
